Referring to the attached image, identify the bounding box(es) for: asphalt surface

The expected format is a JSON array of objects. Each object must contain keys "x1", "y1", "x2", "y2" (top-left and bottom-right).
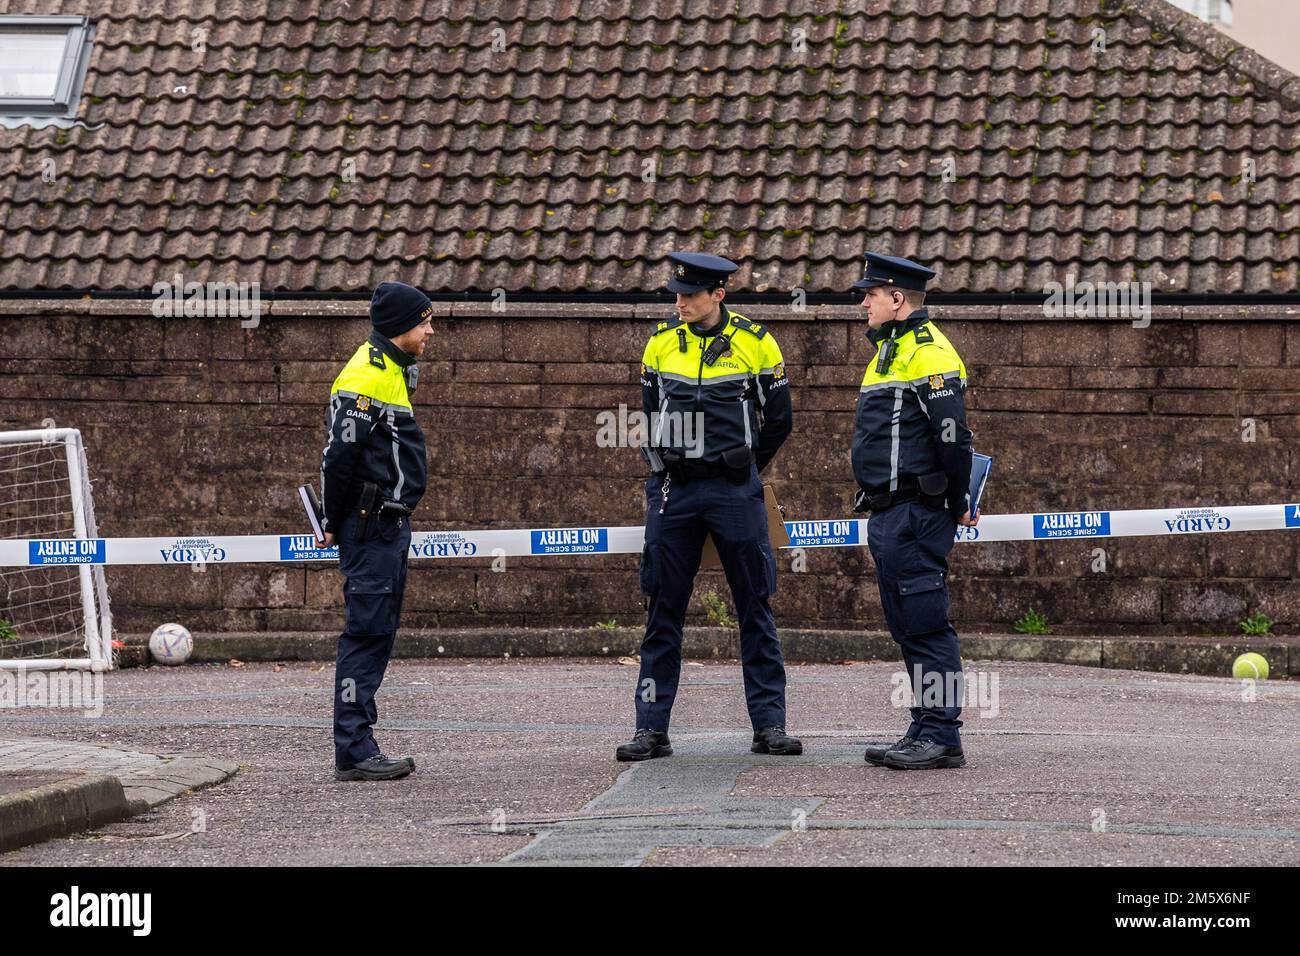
[{"x1": 0, "y1": 658, "x2": 1296, "y2": 866}]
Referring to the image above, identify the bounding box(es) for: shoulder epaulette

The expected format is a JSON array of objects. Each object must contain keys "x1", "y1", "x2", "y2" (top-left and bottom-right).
[
  {"x1": 912, "y1": 324, "x2": 934, "y2": 344},
  {"x1": 652, "y1": 318, "x2": 685, "y2": 336},
  {"x1": 368, "y1": 346, "x2": 387, "y2": 369},
  {"x1": 728, "y1": 315, "x2": 768, "y2": 339}
]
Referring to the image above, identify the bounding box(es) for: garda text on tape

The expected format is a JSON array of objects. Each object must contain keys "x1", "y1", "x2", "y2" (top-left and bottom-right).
[{"x1": 1, "y1": 503, "x2": 1297, "y2": 567}]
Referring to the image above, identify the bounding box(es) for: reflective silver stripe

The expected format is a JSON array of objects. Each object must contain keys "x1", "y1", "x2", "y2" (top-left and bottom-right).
[
  {"x1": 389, "y1": 407, "x2": 405, "y2": 501},
  {"x1": 333, "y1": 389, "x2": 413, "y2": 415},
  {"x1": 743, "y1": 398, "x2": 752, "y2": 447},
  {"x1": 660, "y1": 370, "x2": 752, "y2": 386},
  {"x1": 906, "y1": 372, "x2": 966, "y2": 387},
  {"x1": 864, "y1": 372, "x2": 965, "y2": 393},
  {"x1": 321, "y1": 393, "x2": 343, "y2": 519},
  {"x1": 914, "y1": 382, "x2": 929, "y2": 417},
  {"x1": 333, "y1": 389, "x2": 386, "y2": 411},
  {"x1": 755, "y1": 371, "x2": 766, "y2": 408},
  {"x1": 653, "y1": 378, "x2": 669, "y2": 447},
  {"x1": 889, "y1": 387, "x2": 904, "y2": 492}
]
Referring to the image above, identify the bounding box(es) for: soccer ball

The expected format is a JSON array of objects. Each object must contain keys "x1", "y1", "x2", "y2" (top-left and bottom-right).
[{"x1": 148, "y1": 622, "x2": 193, "y2": 665}]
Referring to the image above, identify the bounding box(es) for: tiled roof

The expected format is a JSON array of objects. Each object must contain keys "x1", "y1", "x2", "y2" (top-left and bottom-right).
[{"x1": 0, "y1": 0, "x2": 1297, "y2": 294}]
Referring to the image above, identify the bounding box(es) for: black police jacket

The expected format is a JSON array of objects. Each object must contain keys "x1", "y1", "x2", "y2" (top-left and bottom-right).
[
  {"x1": 851, "y1": 309, "x2": 973, "y2": 517},
  {"x1": 319, "y1": 331, "x2": 428, "y2": 533},
  {"x1": 639, "y1": 305, "x2": 792, "y2": 472}
]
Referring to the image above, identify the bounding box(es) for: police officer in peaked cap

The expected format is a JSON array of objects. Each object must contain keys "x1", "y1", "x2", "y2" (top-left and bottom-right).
[
  {"x1": 617, "y1": 251, "x2": 800, "y2": 761},
  {"x1": 851, "y1": 253, "x2": 978, "y2": 770}
]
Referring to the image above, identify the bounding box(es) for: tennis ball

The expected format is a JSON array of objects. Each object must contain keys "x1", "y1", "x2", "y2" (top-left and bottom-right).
[{"x1": 1232, "y1": 652, "x2": 1269, "y2": 681}]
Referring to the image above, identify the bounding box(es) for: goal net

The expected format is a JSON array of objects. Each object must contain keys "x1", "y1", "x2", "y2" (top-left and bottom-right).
[{"x1": 0, "y1": 428, "x2": 112, "y2": 671}]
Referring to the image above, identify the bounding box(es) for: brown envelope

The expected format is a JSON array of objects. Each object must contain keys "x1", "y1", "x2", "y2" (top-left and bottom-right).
[{"x1": 700, "y1": 484, "x2": 791, "y2": 570}]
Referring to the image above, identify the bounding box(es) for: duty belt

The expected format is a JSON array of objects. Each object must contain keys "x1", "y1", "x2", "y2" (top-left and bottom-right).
[
  {"x1": 354, "y1": 482, "x2": 410, "y2": 541},
  {"x1": 667, "y1": 460, "x2": 738, "y2": 481},
  {"x1": 863, "y1": 487, "x2": 921, "y2": 513},
  {"x1": 855, "y1": 479, "x2": 946, "y2": 515},
  {"x1": 659, "y1": 448, "x2": 753, "y2": 485}
]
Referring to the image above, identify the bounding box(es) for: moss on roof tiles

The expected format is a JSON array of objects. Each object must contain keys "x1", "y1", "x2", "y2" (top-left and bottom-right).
[{"x1": 5, "y1": 0, "x2": 1295, "y2": 294}]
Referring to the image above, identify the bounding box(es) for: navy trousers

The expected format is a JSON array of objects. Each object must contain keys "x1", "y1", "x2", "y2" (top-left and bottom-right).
[
  {"x1": 635, "y1": 466, "x2": 787, "y2": 732},
  {"x1": 866, "y1": 502, "x2": 964, "y2": 748},
  {"x1": 334, "y1": 510, "x2": 411, "y2": 769}
]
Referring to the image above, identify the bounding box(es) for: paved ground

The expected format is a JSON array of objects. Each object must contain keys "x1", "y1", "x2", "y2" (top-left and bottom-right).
[
  {"x1": 0, "y1": 658, "x2": 1296, "y2": 866},
  {"x1": 0, "y1": 772, "x2": 65, "y2": 797},
  {"x1": 0, "y1": 737, "x2": 236, "y2": 809}
]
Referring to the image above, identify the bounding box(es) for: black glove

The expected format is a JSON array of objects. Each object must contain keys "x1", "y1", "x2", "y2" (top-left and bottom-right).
[{"x1": 853, "y1": 488, "x2": 870, "y2": 514}]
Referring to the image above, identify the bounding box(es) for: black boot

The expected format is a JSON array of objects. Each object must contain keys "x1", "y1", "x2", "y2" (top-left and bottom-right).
[
  {"x1": 616, "y1": 729, "x2": 672, "y2": 762},
  {"x1": 864, "y1": 736, "x2": 915, "y2": 766},
  {"x1": 335, "y1": 753, "x2": 414, "y2": 781},
  {"x1": 883, "y1": 738, "x2": 966, "y2": 770},
  {"x1": 751, "y1": 726, "x2": 803, "y2": 755}
]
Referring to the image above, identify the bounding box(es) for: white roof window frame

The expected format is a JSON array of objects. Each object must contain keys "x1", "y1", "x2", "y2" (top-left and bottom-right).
[
  {"x1": 0, "y1": 15, "x2": 95, "y2": 118},
  {"x1": 1168, "y1": 0, "x2": 1234, "y2": 27}
]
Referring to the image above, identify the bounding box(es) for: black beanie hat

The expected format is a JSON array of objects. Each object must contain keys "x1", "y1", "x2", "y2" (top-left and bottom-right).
[{"x1": 370, "y1": 281, "x2": 433, "y2": 339}]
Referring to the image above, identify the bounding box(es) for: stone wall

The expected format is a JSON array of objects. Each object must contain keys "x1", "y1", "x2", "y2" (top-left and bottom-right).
[{"x1": 2, "y1": 300, "x2": 1298, "y2": 637}]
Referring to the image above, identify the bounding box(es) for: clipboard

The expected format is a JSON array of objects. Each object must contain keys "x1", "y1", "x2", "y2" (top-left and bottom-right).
[
  {"x1": 298, "y1": 483, "x2": 326, "y2": 541},
  {"x1": 970, "y1": 452, "x2": 992, "y2": 516},
  {"x1": 700, "y1": 484, "x2": 791, "y2": 570}
]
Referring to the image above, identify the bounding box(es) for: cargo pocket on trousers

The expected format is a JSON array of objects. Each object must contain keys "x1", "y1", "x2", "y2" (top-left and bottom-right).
[
  {"x1": 345, "y1": 575, "x2": 395, "y2": 636},
  {"x1": 898, "y1": 572, "x2": 949, "y2": 636},
  {"x1": 747, "y1": 543, "x2": 776, "y2": 599},
  {"x1": 638, "y1": 544, "x2": 656, "y2": 597}
]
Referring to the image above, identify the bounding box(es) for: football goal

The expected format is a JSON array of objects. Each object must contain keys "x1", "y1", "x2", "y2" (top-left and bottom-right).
[{"x1": 0, "y1": 427, "x2": 112, "y2": 671}]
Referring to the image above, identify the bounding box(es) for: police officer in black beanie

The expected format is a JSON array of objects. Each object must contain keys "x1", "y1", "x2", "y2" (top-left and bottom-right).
[{"x1": 319, "y1": 281, "x2": 433, "y2": 781}]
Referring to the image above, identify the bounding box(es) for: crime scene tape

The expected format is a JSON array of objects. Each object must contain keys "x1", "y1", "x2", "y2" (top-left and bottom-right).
[{"x1": 2, "y1": 503, "x2": 1298, "y2": 568}]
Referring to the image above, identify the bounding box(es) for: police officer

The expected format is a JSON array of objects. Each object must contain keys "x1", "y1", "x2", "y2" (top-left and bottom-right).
[
  {"x1": 616, "y1": 252, "x2": 800, "y2": 761},
  {"x1": 850, "y1": 253, "x2": 978, "y2": 770},
  {"x1": 318, "y1": 281, "x2": 433, "y2": 781}
]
